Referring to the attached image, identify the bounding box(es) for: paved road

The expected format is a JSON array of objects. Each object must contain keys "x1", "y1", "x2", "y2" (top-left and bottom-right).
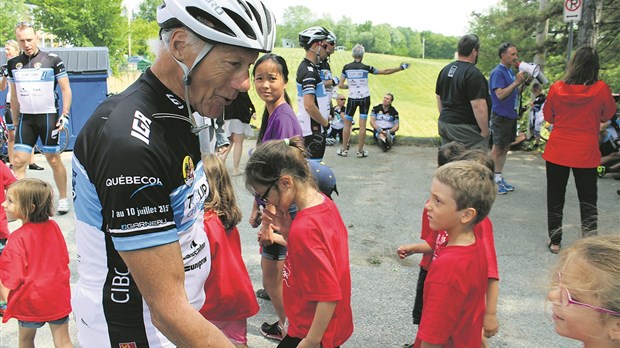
[{"x1": 1, "y1": 143, "x2": 618, "y2": 347}]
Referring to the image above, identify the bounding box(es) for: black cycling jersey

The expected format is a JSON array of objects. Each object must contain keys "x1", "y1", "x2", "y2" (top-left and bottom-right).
[{"x1": 72, "y1": 68, "x2": 211, "y2": 347}]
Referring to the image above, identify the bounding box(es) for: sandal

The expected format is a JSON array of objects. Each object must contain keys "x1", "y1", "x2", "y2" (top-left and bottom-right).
[
  {"x1": 548, "y1": 242, "x2": 561, "y2": 254},
  {"x1": 356, "y1": 150, "x2": 368, "y2": 158},
  {"x1": 337, "y1": 148, "x2": 348, "y2": 157}
]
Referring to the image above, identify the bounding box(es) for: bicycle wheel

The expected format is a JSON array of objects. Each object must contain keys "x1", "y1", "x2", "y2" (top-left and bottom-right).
[{"x1": 34, "y1": 127, "x2": 70, "y2": 154}]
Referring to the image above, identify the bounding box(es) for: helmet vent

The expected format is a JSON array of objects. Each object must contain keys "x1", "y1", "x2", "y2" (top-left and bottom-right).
[
  {"x1": 187, "y1": 6, "x2": 236, "y2": 38},
  {"x1": 224, "y1": 8, "x2": 257, "y2": 40}
]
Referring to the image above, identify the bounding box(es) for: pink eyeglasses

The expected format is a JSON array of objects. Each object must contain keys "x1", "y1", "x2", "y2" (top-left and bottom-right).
[{"x1": 556, "y1": 272, "x2": 620, "y2": 316}]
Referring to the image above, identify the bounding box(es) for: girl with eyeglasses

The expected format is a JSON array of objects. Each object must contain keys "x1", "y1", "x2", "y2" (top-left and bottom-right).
[
  {"x1": 245, "y1": 137, "x2": 352, "y2": 348},
  {"x1": 548, "y1": 235, "x2": 620, "y2": 347}
]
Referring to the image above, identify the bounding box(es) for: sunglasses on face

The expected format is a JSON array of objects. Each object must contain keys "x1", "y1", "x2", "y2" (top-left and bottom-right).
[{"x1": 253, "y1": 180, "x2": 278, "y2": 206}]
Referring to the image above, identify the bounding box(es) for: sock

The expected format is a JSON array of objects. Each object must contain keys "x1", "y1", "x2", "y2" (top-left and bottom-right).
[{"x1": 494, "y1": 173, "x2": 502, "y2": 182}]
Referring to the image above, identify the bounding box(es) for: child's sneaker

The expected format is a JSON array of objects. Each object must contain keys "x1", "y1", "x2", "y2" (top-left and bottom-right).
[
  {"x1": 597, "y1": 165, "x2": 607, "y2": 177},
  {"x1": 356, "y1": 150, "x2": 368, "y2": 158},
  {"x1": 260, "y1": 321, "x2": 284, "y2": 341}
]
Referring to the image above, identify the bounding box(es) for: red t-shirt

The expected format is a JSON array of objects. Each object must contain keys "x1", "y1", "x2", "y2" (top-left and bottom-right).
[
  {"x1": 415, "y1": 236, "x2": 487, "y2": 348},
  {"x1": 418, "y1": 206, "x2": 434, "y2": 270},
  {"x1": 0, "y1": 220, "x2": 71, "y2": 323},
  {"x1": 283, "y1": 195, "x2": 353, "y2": 348},
  {"x1": 199, "y1": 210, "x2": 259, "y2": 321},
  {"x1": 425, "y1": 217, "x2": 499, "y2": 280},
  {"x1": 0, "y1": 162, "x2": 17, "y2": 240},
  {"x1": 543, "y1": 80, "x2": 616, "y2": 168}
]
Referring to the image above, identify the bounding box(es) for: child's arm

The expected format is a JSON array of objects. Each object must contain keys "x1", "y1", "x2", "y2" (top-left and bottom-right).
[
  {"x1": 261, "y1": 205, "x2": 292, "y2": 240},
  {"x1": 484, "y1": 278, "x2": 499, "y2": 338},
  {"x1": 298, "y1": 301, "x2": 337, "y2": 348},
  {"x1": 258, "y1": 205, "x2": 288, "y2": 247},
  {"x1": 396, "y1": 242, "x2": 433, "y2": 259}
]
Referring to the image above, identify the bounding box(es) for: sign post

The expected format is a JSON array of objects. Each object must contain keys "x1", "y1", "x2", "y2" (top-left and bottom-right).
[{"x1": 563, "y1": 0, "x2": 583, "y2": 62}]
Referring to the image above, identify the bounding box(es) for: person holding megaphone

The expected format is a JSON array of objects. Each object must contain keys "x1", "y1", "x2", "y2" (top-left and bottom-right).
[{"x1": 489, "y1": 42, "x2": 527, "y2": 195}]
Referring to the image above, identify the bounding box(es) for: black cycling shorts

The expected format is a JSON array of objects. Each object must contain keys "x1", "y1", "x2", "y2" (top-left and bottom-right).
[
  {"x1": 345, "y1": 96, "x2": 371, "y2": 120},
  {"x1": 304, "y1": 130, "x2": 326, "y2": 160},
  {"x1": 15, "y1": 113, "x2": 61, "y2": 153}
]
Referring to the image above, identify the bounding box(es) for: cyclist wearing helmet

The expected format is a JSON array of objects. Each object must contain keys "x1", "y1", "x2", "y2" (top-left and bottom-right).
[
  {"x1": 296, "y1": 26, "x2": 331, "y2": 161},
  {"x1": 337, "y1": 44, "x2": 409, "y2": 158},
  {"x1": 72, "y1": 0, "x2": 275, "y2": 346}
]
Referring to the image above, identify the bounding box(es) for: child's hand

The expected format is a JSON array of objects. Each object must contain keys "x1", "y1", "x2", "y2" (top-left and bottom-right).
[
  {"x1": 397, "y1": 244, "x2": 415, "y2": 259},
  {"x1": 262, "y1": 206, "x2": 292, "y2": 239},
  {"x1": 483, "y1": 312, "x2": 499, "y2": 338},
  {"x1": 258, "y1": 223, "x2": 275, "y2": 247},
  {"x1": 297, "y1": 338, "x2": 321, "y2": 348},
  {"x1": 249, "y1": 209, "x2": 262, "y2": 228}
]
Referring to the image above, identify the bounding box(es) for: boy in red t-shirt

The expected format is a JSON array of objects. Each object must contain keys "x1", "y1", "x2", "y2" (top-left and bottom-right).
[
  {"x1": 399, "y1": 148, "x2": 500, "y2": 347},
  {"x1": 413, "y1": 160, "x2": 497, "y2": 348}
]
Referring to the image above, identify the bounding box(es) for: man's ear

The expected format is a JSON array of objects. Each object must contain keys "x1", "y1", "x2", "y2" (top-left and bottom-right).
[
  {"x1": 608, "y1": 317, "x2": 620, "y2": 342},
  {"x1": 168, "y1": 28, "x2": 190, "y2": 62},
  {"x1": 460, "y1": 207, "x2": 477, "y2": 225}
]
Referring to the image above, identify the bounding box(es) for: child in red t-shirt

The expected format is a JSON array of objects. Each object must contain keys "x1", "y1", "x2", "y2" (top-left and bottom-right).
[
  {"x1": 0, "y1": 161, "x2": 17, "y2": 314},
  {"x1": 412, "y1": 160, "x2": 496, "y2": 348},
  {"x1": 199, "y1": 154, "x2": 259, "y2": 347},
  {"x1": 398, "y1": 148, "x2": 500, "y2": 347},
  {"x1": 245, "y1": 137, "x2": 353, "y2": 348},
  {"x1": 0, "y1": 178, "x2": 72, "y2": 346}
]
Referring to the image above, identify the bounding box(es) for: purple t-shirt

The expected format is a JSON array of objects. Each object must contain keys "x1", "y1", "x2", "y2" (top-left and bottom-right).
[{"x1": 262, "y1": 103, "x2": 303, "y2": 141}]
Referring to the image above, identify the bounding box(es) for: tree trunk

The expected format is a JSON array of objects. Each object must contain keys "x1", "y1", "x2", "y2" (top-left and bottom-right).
[
  {"x1": 535, "y1": 0, "x2": 549, "y2": 68},
  {"x1": 577, "y1": 0, "x2": 603, "y2": 47}
]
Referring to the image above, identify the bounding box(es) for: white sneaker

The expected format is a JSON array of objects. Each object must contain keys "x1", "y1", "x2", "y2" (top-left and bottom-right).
[{"x1": 57, "y1": 198, "x2": 70, "y2": 215}]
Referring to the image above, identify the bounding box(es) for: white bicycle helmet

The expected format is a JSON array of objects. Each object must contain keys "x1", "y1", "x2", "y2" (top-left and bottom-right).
[
  {"x1": 157, "y1": 0, "x2": 276, "y2": 53},
  {"x1": 299, "y1": 26, "x2": 329, "y2": 49},
  {"x1": 327, "y1": 31, "x2": 337, "y2": 44}
]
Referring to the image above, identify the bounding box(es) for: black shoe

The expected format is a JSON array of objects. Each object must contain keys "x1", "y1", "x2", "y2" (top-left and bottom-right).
[
  {"x1": 256, "y1": 288, "x2": 271, "y2": 301},
  {"x1": 260, "y1": 321, "x2": 284, "y2": 341},
  {"x1": 29, "y1": 163, "x2": 44, "y2": 170}
]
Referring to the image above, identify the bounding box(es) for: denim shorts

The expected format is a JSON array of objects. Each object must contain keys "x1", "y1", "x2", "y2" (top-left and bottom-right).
[{"x1": 19, "y1": 315, "x2": 70, "y2": 329}]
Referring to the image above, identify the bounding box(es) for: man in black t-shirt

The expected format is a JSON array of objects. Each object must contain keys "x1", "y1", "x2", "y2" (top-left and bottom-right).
[{"x1": 436, "y1": 34, "x2": 490, "y2": 150}]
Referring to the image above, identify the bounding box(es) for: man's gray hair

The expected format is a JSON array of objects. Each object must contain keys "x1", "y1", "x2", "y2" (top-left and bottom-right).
[
  {"x1": 352, "y1": 44, "x2": 365, "y2": 59},
  {"x1": 157, "y1": 27, "x2": 206, "y2": 54}
]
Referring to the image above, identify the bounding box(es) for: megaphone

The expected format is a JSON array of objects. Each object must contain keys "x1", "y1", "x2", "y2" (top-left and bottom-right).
[{"x1": 516, "y1": 62, "x2": 541, "y2": 78}]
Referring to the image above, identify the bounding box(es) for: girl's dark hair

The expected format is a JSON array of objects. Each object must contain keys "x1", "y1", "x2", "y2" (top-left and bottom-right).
[
  {"x1": 437, "y1": 141, "x2": 467, "y2": 167},
  {"x1": 244, "y1": 136, "x2": 316, "y2": 191},
  {"x1": 253, "y1": 53, "x2": 292, "y2": 145},
  {"x1": 454, "y1": 149, "x2": 495, "y2": 173},
  {"x1": 202, "y1": 154, "x2": 241, "y2": 231},
  {"x1": 8, "y1": 178, "x2": 54, "y2": 222},
  {"x1": 563, "y1": 46, "x2": 599, "y2": 86}
]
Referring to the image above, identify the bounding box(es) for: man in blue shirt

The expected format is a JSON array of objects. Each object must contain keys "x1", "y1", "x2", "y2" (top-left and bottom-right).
[{"x1": 489, "y1": 43, "x2": 526, "y2": 194}]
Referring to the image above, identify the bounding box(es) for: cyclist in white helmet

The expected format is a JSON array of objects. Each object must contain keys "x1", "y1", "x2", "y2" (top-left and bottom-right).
[{"x1": 72, "y1": 1, "x2": 275, "y2": 347}]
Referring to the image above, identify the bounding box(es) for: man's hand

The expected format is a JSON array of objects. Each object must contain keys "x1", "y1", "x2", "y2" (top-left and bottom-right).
[{"x1": 56, "y1": 113, "x2": 69, "y2": 131}]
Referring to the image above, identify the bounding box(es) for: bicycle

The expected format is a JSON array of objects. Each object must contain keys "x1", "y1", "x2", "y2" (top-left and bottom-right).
[{"x1": 34, "y1": 126, "x2": 70, "y2": 154}]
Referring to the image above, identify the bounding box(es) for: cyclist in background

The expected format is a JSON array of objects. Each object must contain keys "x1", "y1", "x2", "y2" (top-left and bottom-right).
[{"x1": 7, "y1": 23, "x2": 71, "y2": 213}]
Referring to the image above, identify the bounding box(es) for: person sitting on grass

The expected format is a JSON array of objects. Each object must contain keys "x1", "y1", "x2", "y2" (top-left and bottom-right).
[{"x1": 370, "y1": 92, "x2": 400, "y2": 152}]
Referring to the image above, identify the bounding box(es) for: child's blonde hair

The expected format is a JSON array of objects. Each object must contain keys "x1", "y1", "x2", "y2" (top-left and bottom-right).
[
  {"x1": 433, "y1": 160, "x2": 496, "y2": 226},
  {"x1": 8, "y1": 178, "x2": 54, "y2": 222},
  {"x1": 552, "y1": 235, "x2": 620, "y2": 317},
  {"x1": 202, "y1": 154, "x2": 241, "y2": 231}
]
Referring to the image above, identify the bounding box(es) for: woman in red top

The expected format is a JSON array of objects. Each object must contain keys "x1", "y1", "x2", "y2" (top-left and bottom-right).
[
  {"x1": 199, "y1": 154, "x2": 259, "y2": 347},
  {"x1": 0, "y1": 178, "x2": 72, "y2": 347},
  {"x1": 542, "y1": 46, "x2": 616, "y2": 253}
]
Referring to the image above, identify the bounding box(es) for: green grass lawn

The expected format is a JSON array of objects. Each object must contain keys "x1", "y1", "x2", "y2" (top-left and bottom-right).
[{"x1": 249, "y1": 48, "x2": 450, "y2": 141}]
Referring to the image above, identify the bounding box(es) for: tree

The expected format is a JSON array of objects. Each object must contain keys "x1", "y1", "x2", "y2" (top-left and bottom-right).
[
  {"x1": 29, "y1": 0, "x2": 127, "y2": 72},
  {"x1": 129, "y1": 17, "x2": 159, "y2": 60},
  {"x1": 0, "y1": 0, "x2": 29, "y2": 44},
  {"x1": 134, "y1": 0, "x2": 159, "y2": 22}
]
